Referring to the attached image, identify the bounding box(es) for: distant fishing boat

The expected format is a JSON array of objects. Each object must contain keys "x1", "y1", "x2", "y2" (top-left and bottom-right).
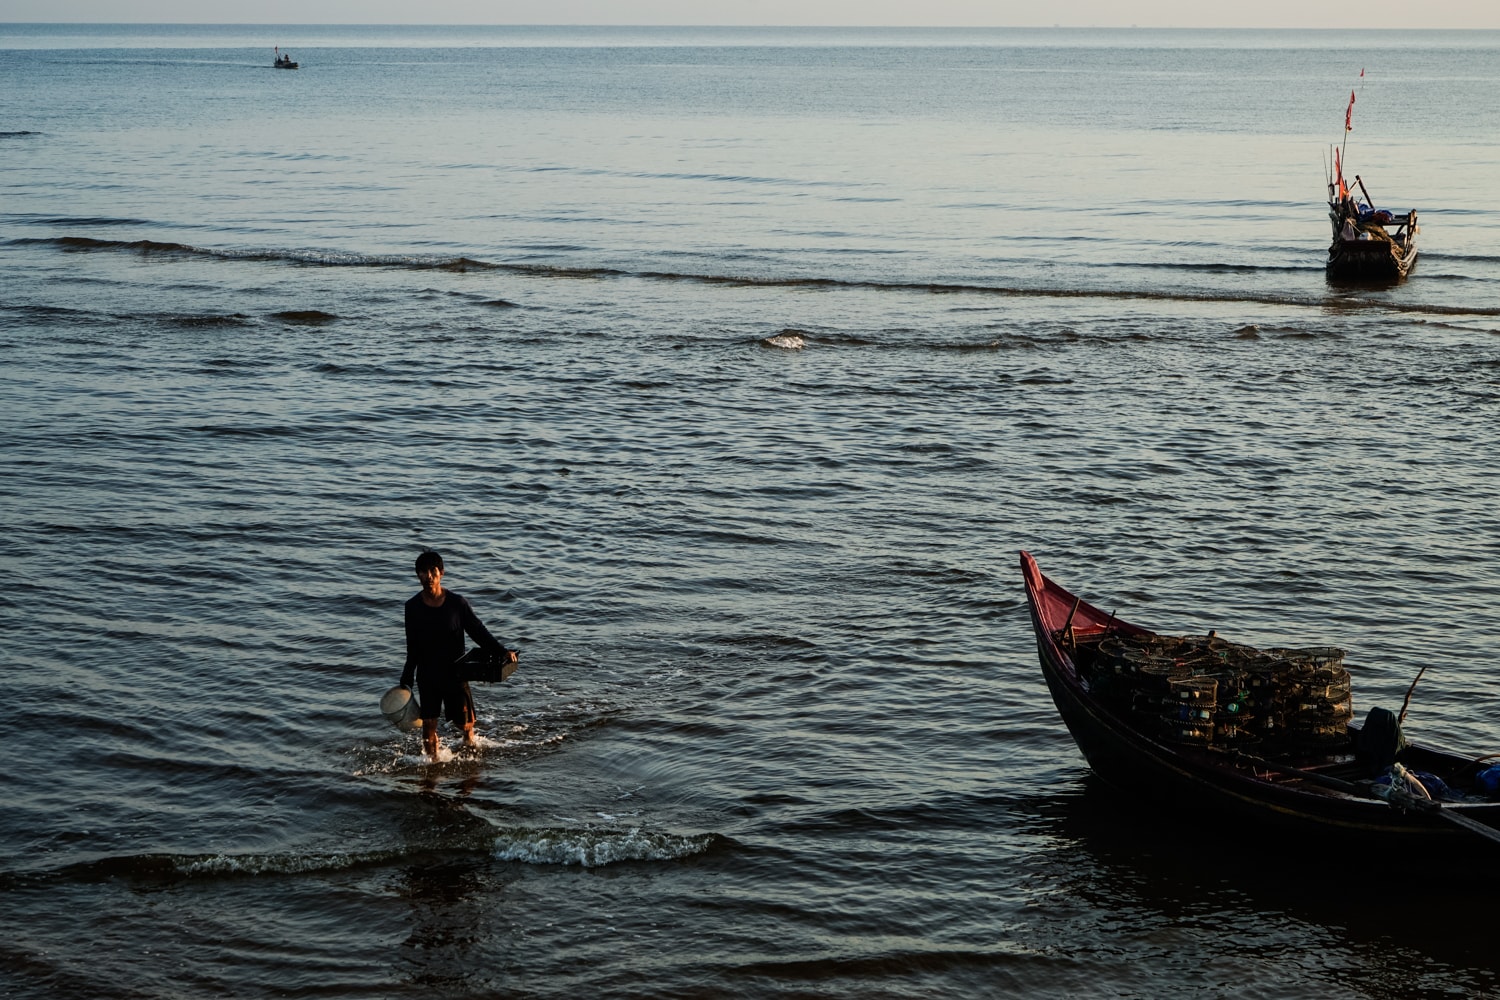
[
  {"x1": 1325, "y1": 79, "x2": 1417, "y2": 283},
  {"x1": 273, "y1": 47, "x2": 298, "y2": 70}
]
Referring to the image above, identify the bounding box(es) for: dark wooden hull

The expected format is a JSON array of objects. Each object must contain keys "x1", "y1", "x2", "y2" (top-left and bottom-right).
[
  {"x1": 1326, "y1": 237, "x2": 1417, "y2": 282},
  {"x1": 1020, "y1": 551, "x2": 1500, "y2": 850},
  {"x1": 1326, "y1": 203, "x2": 1418, "y2": 283}
]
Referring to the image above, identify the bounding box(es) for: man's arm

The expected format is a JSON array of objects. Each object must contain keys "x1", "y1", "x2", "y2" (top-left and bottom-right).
[
  {"x1": 458, "y1": 595, "x2": 514, "y2": 661},
  {"x1": 399, "y1": 600, "x2": 418, "y2": 688}
]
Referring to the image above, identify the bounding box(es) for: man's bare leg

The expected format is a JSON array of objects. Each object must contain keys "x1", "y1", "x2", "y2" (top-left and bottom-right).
[{"x1": 460, "y1": 684, "x2": 479, "y2": 747}]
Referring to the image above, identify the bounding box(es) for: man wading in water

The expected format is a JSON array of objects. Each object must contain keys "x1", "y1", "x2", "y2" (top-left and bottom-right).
[{"x1": 399, "y1": 550, "x2": 517, "y2": 761}]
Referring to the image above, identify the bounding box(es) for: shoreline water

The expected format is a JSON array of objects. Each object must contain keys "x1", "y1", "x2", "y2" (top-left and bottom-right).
[{"x1": 4, "y1": 25, "x2": 1500, "y2": 998}]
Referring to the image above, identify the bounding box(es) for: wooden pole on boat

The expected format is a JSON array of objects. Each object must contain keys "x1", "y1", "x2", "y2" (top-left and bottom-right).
[
  {"x1": 1059, "y1": 597, "x2": 1081, "y2": 649},
  {"x1": 1398, "y1": 665, "x2": 1428, "y2": 725},
  {"x1": 1432, "y1": 805, "x2": 1500, "y2": 845},
  {"x1": 1340, "y1": 94, "x2": 1352, "y2": 184},
  {"x1": 1217, "y1": 747, "x2": 1369, "y2": 795},
  {"x1": 1216, "y1": 746, "x2": 1500, "y2": 848},
  {"x1": 1355, "y1": 174, "x2": 1374, "y2": 209}
]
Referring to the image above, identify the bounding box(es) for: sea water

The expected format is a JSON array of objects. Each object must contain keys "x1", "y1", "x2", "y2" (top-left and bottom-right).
[{"x1": 4, "y1": 23, "x2": 1500, "y2": 998}]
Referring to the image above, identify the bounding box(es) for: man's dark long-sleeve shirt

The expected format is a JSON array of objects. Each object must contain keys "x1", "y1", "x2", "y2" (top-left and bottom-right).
[{"x1": 400, "y1": 591, "x2": 504, "y2": 689}]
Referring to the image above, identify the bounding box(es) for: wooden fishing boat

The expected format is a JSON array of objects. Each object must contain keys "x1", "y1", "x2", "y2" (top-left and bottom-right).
[
  {"x1": 1020, "y1": 551, "x2": 1500, "y2": 851},
  {"x1": 1327, "y1": 178, "x2": 1418, "y2": 283},
  {"x1": 273, "y1": 48, "x2": 298, "y2": 70},
  {"x1": 1325, "y1": 85, "x2": 1417, "y2": 283}
]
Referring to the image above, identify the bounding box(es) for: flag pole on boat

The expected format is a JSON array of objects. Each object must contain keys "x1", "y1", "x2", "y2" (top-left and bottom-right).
[{"x1": 1335, "y1": 69, "x2": 1365, "y2": 206}]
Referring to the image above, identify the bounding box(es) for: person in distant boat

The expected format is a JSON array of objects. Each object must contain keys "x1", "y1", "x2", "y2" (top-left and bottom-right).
[{"x1": 399, "y1": 549, "x2": 516, "y2": 760}]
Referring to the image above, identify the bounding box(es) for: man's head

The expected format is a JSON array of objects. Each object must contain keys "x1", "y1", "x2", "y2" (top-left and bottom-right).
[{"x1": 415, "y1": 549, "x2": 444, "y2": 577}]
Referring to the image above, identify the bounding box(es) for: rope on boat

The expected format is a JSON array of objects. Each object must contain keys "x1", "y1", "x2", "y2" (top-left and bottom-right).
[{"x1": 1374, "y1": 762, "x2": 1431, "y2": 804}]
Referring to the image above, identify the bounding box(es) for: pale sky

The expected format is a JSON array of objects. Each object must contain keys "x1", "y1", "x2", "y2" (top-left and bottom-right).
[{"x1": 3, "y1": 0, "x2": 1498, "y2": 29}]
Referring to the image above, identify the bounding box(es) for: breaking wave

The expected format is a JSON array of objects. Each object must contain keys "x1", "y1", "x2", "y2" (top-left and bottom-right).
[
  {"x1": 44, "y1": 848, "x2": 416, "y2": 884},
  {"x1": 491, "y1": 825, "x2": 718, "y2": 867},
  {"x1": 19, "y1": 823, "x2": 717, "y2": 886},
  {"x1": 17, "y1": 233, "x2": 1500, "y2": 316}
]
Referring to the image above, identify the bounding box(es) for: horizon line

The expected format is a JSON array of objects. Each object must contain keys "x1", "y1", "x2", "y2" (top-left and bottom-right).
[{"x1": 6, "y1": 21, "x2": 1500, "y2": 30}]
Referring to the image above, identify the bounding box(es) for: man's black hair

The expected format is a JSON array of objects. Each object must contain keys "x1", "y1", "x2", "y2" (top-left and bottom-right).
[{"x1": 415, "y1": 549, "x2": 444, "y2": 574}]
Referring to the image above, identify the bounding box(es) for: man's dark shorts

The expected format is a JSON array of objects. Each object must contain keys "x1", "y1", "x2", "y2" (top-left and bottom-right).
[{"x1": 415, "y1": 663, "x2": 476, "y2": 726}]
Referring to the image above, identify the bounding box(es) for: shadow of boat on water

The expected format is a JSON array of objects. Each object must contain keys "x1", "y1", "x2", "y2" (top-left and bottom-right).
[{"x1": 1030, "y1": 775, "x2": 1499, "y2": 985}]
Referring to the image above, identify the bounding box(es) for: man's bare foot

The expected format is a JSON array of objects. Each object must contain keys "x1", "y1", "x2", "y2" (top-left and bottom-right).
[{"x1": 461, "y1": 728, "x2": 479, "y2": 747}]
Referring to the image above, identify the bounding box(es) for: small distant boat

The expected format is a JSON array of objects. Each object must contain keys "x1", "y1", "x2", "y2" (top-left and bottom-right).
[
  {"x1": 273, "y1": 47, "x2": 298, "y2": 70},
  {"x1": 1020, "y1": 551, "x2": 1500, "y2": 852},
  {"x1": 1325, "y1": 84, "x2": 1417, "y2": 283},
  {"x1": 1327, "y1": 176, "x2": 1418, "y2": 283}
]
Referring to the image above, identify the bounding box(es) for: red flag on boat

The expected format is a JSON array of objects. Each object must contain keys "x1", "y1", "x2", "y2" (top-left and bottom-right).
[{"x1": 1345, "y1": 89, "x2": 1355, "y2": 131}]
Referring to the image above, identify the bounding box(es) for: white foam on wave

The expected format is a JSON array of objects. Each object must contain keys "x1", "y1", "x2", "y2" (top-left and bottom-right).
[
  {"x1": 175, "y1": 848, "x2": 398, "y2": 878},
  {"x1": 491, "y1": 825, "x2": 714, "y2": 868},
  {"x1": 762, "y1": 333, "x2": 805, "y2": 349}
]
